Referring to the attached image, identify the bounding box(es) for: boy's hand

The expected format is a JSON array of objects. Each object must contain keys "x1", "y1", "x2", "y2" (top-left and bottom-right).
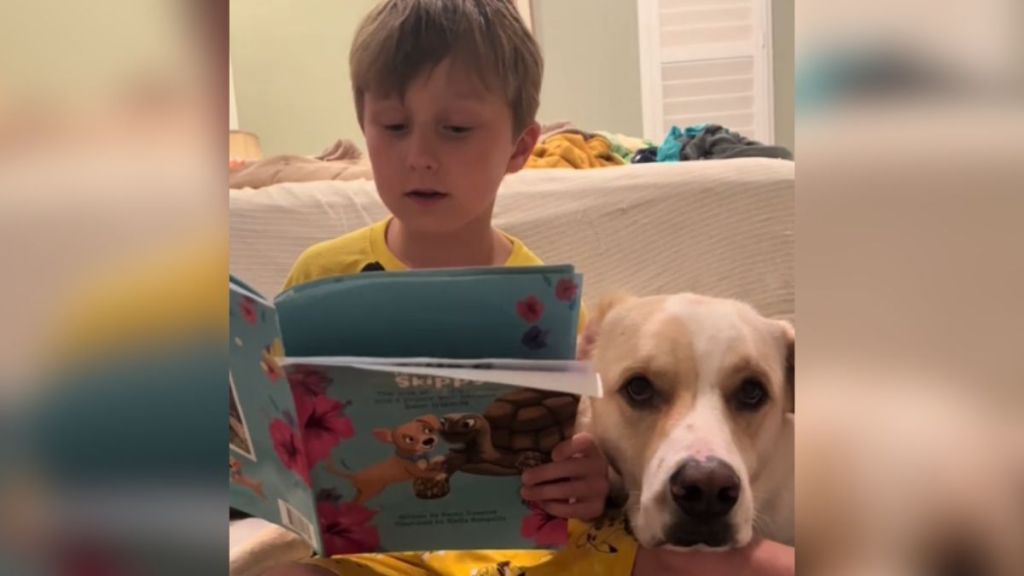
[{"x1": 520, "y1": 432, "x2": 610, "y2": 521}]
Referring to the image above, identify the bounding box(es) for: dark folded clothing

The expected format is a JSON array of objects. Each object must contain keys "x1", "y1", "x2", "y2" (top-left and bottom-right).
[
  {"x1": 631, "y1": 146, "x2": 659, "y2": 164},
  {"x1": 679, "y1": 124, "x2": 793, "y2": 161}
]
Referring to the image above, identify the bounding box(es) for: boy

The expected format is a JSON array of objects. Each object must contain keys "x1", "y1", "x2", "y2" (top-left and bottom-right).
[
  {"x1": 272, "y1": 2, "x2": 794, "y2": 575},
  {"x1": 274, "y1": 1, "x2": 626, "y2": 574}
]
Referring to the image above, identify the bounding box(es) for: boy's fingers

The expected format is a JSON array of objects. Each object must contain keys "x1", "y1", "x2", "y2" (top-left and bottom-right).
[
  {"x1": 521, "y1": 456, "x2": 605, "y2": 486},
  {"x1": 540, "y1": 499, "x2": 604, "y2": 521},
  {"x1": 521, "y1": 478, "x2": 607, "y2": 502},
  {"x1": 551, "y1": 432, "x2": 601, "y2": 462},
  {"x1": 521, "y1": 460, "x2": 578, "y2": 486}
]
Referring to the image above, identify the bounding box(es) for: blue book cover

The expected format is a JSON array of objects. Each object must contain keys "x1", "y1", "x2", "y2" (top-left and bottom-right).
[
  {"x1": 275, "y1": 265, "x2": 582, "y2": 359},
  {"x1": 228, "y1": 267, "x2": 598, "y2": 555},
  {"x1": 230, "y1": 278, "x2": 322, "y2": 551}
]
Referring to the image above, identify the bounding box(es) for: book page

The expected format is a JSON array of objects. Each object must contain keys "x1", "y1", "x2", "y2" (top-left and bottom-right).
[{"x1": 282, "y1": 357, "x2": 602, "y2": 398}]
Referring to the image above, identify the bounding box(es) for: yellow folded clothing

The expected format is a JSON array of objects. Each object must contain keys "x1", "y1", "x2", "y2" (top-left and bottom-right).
[{"x1": 526, "y1": 133, "x2": 625, "y2": 169}]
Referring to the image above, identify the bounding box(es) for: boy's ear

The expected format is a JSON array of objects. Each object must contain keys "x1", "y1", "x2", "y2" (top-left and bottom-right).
[
  {"x1": 372, "y1": 428, "x2": 393, "y2": 444},
  {"x1": 506, "y1": 121, "x2": 541, "y2": 174}
]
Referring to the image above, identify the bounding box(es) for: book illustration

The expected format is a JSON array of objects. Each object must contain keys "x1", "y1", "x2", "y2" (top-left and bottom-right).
[
  {"x1": 520, "y1": 501, "x2": 568, "y2": 547},
  {"x1": 279, "y1": 498, "x2": 319, "y2": 548},
  {"x1": 315, "y1": 489, "x2": 381, "y2": 555},
  {"x1": 440, "y1": 388, "x2": 578, "y2": 476},
  {"x1": 324, "y1": 415, "x2": 448, "y2": 504},
  {"x1": 516, "y1": 276, "x2": 579, "y2": 351},
  {"x1": 260, "y1": 338, "x2": 285, "y2": 382},
  {"x1": 255, "y1": 365, "x2": 357, "y2": 492},
  {"x1": 237, "y1": 293, "x2": 261, "y2": 325},
  {"x1": 269, "y1": 415, "x2": 311, "y2": 486},
  {"x1": 230, "y1": 456, "x2": 266, "y2": 500},
  {"x1": 289, "y1": 367, "x2": 355, "y2": 467},
  {"x1": 229, "y1": 372, "x2": 256, "y2": 461},
  {"x1": 317, "y1": 388, "x2": 580, "y2": 505}
]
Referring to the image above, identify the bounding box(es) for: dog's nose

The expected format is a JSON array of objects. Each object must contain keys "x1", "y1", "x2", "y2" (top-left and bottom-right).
[{"x1": 670, "y1": 457, "x2": 740, "y2": 520}]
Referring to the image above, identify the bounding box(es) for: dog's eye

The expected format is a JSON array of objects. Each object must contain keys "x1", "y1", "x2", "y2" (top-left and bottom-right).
[
  {"x1": 462, "y1": 418, "x2": 475, "y2": 429},
  {"x1": 733, "y1": 377, "x2": 768, "y2": 411},
  {"x1": 621, "y1": 376, "x2": 656, "y2": 407}
]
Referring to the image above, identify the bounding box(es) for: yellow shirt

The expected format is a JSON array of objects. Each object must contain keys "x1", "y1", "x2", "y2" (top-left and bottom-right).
[{"x1": 305, "y1": 510, "x2": 638, "y2": 576}]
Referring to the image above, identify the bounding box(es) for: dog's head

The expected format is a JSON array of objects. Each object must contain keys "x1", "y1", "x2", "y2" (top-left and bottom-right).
[
  {"x1": 578, "y1": 293, "x2": 794, "y2": 550},
  {"x1": 373, "y1": 415, "x2": 441, "y2": 453}
]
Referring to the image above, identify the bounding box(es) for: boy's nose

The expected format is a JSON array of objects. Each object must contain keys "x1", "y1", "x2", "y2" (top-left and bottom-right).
[{"x1": 407, "y1": 133, "x2": 439, "y2": 172}]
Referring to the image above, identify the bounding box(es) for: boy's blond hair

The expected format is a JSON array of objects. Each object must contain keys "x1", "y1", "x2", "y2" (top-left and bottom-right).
[{"x1": 350, "y1": 0, "x2": 543, "y2": 136}]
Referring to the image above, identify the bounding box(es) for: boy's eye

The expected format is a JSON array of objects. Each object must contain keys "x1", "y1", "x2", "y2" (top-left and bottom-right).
[
  {"x1": 444, "y1": 125, "x2": 473, "y2": 135},
  {"x1": 383, "y1": 123, "x2": 407, "y2": 133}
]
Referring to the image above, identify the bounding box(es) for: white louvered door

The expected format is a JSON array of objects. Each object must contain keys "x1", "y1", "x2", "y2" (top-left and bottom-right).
[{"x1": 637, "y1": 0, "x2": 775, "y2": 143}]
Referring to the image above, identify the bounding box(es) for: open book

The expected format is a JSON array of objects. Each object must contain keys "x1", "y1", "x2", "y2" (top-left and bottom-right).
[{"x1": 228, "y1": 266, "x2": 600, "y2": 555}]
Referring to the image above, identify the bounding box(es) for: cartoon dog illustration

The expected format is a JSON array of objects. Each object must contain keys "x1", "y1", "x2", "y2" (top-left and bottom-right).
[{"x1": 325, "y1": 415, "x2": 446, "y2": 504}]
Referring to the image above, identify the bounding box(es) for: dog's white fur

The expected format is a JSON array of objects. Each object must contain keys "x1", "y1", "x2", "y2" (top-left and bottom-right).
[{"x1": 577, "y1": 293, "x2": 794, "y2": 550}]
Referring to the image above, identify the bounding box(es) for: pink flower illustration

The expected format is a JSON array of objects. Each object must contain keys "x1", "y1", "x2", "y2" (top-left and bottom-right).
[
  {"x1": 270, "y1": 418, "x2": 310, "y2": 485},
  {"x1": 288, "y1": 366, "x2": 331, "y2": 398},
  {"x1": 555, "y1": 278, "x2": 579, "y2": 302},
  {"x1": 296, "y1": 394, "x2": 355, "y2": 466},
  {"x1": 521, "y1": 501, "x2": 568, "y2": 547},
  {"x1": 239, "y1": 296, "x2": 258, "y2": 324},
  {"x1": 318, "y1": 500, "x2": 380, "y2": 555},
  {"x1": 517, "y1": 296, "x2": 545, "y2": 325}
]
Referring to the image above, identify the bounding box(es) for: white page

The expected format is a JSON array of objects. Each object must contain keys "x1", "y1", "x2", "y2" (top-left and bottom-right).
[
  {"x1": 282, "y1": 356, "x2": 585, "y2": 372},
  {"x1": 281, "y1": 357, "x2": 602, "y2": 398}
]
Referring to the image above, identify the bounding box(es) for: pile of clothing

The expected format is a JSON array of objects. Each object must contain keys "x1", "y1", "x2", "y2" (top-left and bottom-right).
[
  {"x1": 526, "y1": 122, "x2": 792, "y2": 170},
  {"x1": 526, "y1": 123, "x2": 656, "y2": 169},
  {"x1": 633, "y1": 124, "x2": 793, "y2": 164}
]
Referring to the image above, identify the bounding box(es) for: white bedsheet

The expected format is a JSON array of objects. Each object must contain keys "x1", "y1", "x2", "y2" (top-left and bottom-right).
[{"x1": 230, "y1": 158, "x2": 794, "y2": 321}]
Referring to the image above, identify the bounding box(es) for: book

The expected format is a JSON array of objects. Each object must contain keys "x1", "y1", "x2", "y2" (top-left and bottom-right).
[{"x1": 228, "y1": 266, "x2": 600, "y2": 555}]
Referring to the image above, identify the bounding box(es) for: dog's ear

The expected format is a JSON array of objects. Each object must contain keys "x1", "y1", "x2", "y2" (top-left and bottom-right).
[
  {"x1": 416, "y1": 415, "x2": 441, "y2": 430},
  {"x1": 577, "y1": 292, "x2": 633, "y2": 360},
  {"x1": 776, "y1": 319, "x2": 795, "y2": 413},
  {"x1": 372, "y1": 427, "x2": 393, "y2": 444}
]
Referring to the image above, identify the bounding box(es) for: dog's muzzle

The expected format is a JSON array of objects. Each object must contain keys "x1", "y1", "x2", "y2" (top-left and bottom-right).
[{"x1": 665, "y1": 456, "x2": 740, "y2": 547}]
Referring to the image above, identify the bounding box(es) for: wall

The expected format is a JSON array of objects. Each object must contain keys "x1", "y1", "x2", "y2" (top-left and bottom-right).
[
  {"x1": 230, "y1": 0, "x2": 794, "y2": 156},
  {"x1": 534, "y1": 0, "x2": 793, "y2": 149},
  {"x1": 230, "y1": 0, "x2": 377, "y2": 157},
  {"x1": 772, "y1": 0, "x2": 795, "y2": 152},
  {"x1": 532, "y1": 0, "x2": 645, "y2": 136}
]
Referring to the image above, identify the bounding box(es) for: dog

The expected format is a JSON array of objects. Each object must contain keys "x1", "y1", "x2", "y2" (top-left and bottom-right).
[
  {"x1": 325, "y1": 415, "x2": 446, "y2": 504},
  {"x1": 576, "y1": 293, "x2": 794, "y2": 550}
]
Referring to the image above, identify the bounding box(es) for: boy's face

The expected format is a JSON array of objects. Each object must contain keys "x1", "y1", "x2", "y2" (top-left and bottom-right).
[{"x1": 362, "y1": 58, "x2": 538, "y2": 234}]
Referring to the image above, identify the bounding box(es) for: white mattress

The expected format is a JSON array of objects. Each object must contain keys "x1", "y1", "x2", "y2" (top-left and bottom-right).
[{"x1": 230, "y1": 158, "x2": 794, "y2": 321}]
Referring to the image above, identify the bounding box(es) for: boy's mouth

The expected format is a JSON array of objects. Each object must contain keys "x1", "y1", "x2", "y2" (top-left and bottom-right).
[{"x1": 405, "y1": 189, "x2": 448, "y2": 205}]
